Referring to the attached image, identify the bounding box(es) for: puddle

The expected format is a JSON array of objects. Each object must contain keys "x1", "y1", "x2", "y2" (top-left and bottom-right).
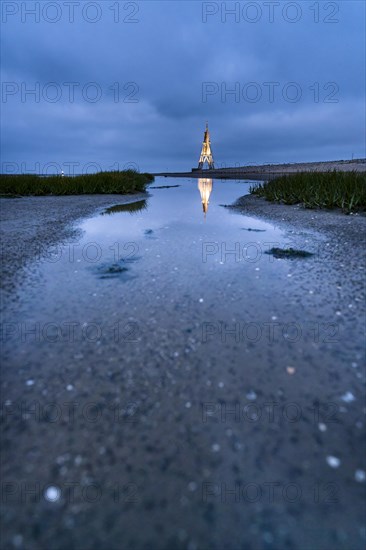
[
  {"x1": 8, "y1": 178, "x2": 290, "y2": 302},
  {"x1": 3, "y1": 177, "x2": 299, "y2": 351},
  {"x1": 2, "y1": 176, "x2": 364, "y2": 549}
]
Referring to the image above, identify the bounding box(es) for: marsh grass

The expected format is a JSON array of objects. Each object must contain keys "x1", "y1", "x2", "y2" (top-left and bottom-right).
[
  {"x1": 250, "y1": 171, "x2": 366, "y2": 213},
  {"x1": 102, "y1": 200, "x2": 147, "y2": 215},
  {"x1": 0, "y1": 170, "x2": 154, "y2": 197}
]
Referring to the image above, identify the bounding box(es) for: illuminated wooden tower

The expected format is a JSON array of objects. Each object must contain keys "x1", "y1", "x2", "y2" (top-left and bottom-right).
[{"x1": 198, "y1": 123, "x2": 215, "y2": 170}]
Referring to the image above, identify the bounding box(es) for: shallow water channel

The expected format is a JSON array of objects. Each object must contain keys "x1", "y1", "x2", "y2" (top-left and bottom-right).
[{"x1": 2, "y1": 177, "x2": 365, "y2": 550}]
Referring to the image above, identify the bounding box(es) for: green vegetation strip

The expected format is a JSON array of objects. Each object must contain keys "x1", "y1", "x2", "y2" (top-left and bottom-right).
[
  {"x1": 0, "y1": 171, "x2": 154, "y2": 197},
  {"x1": 250, "y1": 171, "x2": 366, "y2": 213}
]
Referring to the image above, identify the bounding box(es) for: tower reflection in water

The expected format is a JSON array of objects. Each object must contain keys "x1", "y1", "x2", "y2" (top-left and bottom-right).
[{"x1": 198, "y1": 178, "x2": 213, "y2": 218}]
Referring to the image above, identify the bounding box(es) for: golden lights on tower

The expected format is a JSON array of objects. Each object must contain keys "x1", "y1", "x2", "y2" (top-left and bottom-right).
[
  {"x1": 198, "y1": 178, "x2": 213, "y2": 218},
  {"x1": 198, "y1": 122, "x2": 215, "y2": 170}
]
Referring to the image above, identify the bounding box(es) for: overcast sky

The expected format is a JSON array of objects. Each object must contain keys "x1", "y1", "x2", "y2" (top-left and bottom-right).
[{"x1": 1, "y1": 0, "x2": 365, "y2": 173}]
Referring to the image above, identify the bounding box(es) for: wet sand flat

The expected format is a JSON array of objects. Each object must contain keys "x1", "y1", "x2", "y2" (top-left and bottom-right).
[
  {"x1": 0, "y1": 193, "x2": 147, "y2": 299},
  {"x1": 1, "y1": 180, "x2": 365, "y2": 550}
]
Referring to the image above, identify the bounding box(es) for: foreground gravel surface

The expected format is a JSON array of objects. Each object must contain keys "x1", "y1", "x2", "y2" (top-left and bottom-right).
[
  {"x1": 231, "y1": 194, "x2": 366, "y2": 244},
  {"x1": 1, "y1": 188, "x2": 365, "y2": 550}
]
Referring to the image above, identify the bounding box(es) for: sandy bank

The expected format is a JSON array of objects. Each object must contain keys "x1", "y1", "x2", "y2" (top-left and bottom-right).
[
  {"x1": 154, "y1": 159, "x2": 366, "y2": 179},
  {"x1": 0, "y1": 193, "x2": 147, "y2": 300},
  {"x1": 229, "y1": 194, "x2": 366, "y2": 264}
]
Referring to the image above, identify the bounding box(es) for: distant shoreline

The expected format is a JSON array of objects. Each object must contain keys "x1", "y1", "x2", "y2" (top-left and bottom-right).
[{"x1": 153, "y1": 158, "x2": 366, "y2": 179}]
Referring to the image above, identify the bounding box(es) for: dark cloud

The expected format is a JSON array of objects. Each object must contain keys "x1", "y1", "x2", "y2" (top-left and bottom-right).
[{"x1": 1, "y1": 1, "x2": 365, "y2": 173}]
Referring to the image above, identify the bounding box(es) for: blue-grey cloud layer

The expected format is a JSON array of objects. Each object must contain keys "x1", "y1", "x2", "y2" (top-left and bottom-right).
[{"x1": 2, "y1": 1, "x2": 365, "y2": 172}]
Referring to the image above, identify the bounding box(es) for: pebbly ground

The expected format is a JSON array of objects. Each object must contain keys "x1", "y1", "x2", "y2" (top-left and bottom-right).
[
  {"x1": 230, "y1": 194, "x2": 366, "y2": 248},
  {"x1": 1, "y1": 191, "x2": 365, "y2": 550}
]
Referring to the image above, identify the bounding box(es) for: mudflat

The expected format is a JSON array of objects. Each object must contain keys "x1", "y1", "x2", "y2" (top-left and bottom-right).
[{"x1": 1, "y1": 181, "x2": 365, "y2": 550}]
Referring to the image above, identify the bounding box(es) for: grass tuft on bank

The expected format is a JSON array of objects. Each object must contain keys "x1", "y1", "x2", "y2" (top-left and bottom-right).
[
  {"x1": 250, "y1": 171, "x2": 366, "y2": 213},
  {"x1": 0, "y1": 170, "x2": 154, "y2": 197}
]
